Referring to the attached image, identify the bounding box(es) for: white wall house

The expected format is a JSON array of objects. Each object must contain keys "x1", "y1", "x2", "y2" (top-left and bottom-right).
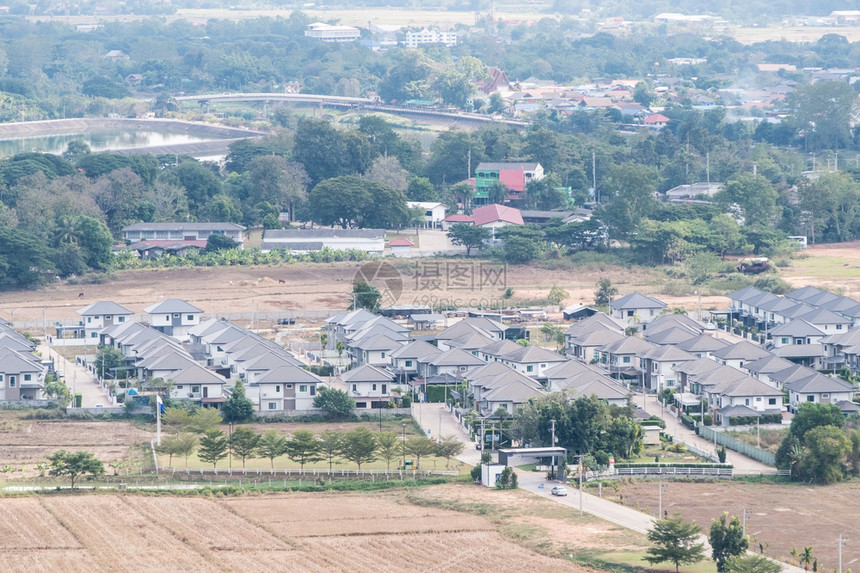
[
  {"x1": 406, "y1": 202, "x2": 448, "y2": 228},
  {"x1": 143, "y1": 299, "x2": 203, "y2": 342}
]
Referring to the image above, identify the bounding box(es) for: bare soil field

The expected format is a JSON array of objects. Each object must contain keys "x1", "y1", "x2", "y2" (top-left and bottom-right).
[
  {"x1": 0, "y1": 259, "x2": 726, "y2": 325},
  {"x1": 0, "y1": 487, "x2": 596, "y2": 573},
  {"x1": 613, "y1": 480, "x2": 860, "y2": 570},
  {"x1": 781, "y1": 241, "x2": 860, "y2": 294}
]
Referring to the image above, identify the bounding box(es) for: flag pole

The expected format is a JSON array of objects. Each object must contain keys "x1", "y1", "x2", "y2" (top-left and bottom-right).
[{"x1": 156, "y1": 395, "x2": 163, "y2": 446}]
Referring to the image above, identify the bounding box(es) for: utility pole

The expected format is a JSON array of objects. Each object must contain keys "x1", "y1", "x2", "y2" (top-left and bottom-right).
[
  {"x1": 592, "y1": 151, "x2": 597, "y2": 203},
  {"x1": 839, "y1": 534, "x2": 846, "y2": 573},
  {"x1": 550, "y1": 419, "x2": 556, "y2": 479}
]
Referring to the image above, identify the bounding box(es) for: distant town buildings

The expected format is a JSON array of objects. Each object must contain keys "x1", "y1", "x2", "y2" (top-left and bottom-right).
[
  {"x1": 404, "y1": 28, "x2": 458, "y2": 48},
  {"x1": 304, "y1": 22, "x2": 361, "y2": 42}
]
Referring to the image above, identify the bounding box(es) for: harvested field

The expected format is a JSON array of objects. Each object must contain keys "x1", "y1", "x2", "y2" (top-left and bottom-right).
[
  {"x1": 613, "y1": 480, "x2": 860, "y2": 570},
  {"x1": 1, "y1": 487, "x2": 596, "y2": 573}
]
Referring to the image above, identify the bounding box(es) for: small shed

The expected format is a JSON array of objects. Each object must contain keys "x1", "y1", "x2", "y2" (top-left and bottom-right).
[{"x1": 481, "y1": 464, "x2": 507, "y2": 488}]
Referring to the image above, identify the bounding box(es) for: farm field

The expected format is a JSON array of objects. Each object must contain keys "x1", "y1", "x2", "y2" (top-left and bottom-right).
[
  {"x1": 611, "y1": 480, "x2": 860, "y2": 570},
  {"x1": 0, "y1": 486, "x2": 604, "y2": 573}
]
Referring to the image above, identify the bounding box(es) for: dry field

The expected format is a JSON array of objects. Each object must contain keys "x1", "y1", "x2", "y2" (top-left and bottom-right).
[
  {"x1": 0, "y1": 486, "x2": 602, "y2": 573},
  {"x1": 612, "y1": 480, "x2": 860, "y2": 570},
  {"x1": 0, "y1": 258, "x2": 726, "y2": 326}
]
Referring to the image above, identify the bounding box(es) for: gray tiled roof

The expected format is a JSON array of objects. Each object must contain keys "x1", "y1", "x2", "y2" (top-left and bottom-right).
[{"x1": 144, "y1": 299, "x2": 203, "y2": 314}]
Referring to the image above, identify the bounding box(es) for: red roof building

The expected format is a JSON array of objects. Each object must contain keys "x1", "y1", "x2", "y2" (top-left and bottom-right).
[{"x1": 471, "y1": 204, "x2": 524, "y2": 227}]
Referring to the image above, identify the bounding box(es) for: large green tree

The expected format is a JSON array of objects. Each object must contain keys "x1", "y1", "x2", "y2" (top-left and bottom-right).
[
  {"x1": 256, "y1": 429, "x2": 288, "y2": 468},
  {"x1": 284, "y1": 429, "x2": 323, "y2": 470},
  {"x1": 313, "y1": 387, "x2": 356, "y2": 419},
  {"x1": 222, "y1": 380, "x2": 255, "y2": 423},
  {"x1": 447, "y1": 223, "x2": 491, "y2": 256},
  {"x1": 709, "y1": 513, "x2": 749, "y2": 572},
  {"x1": 197, "y1": 429, "x2": 229, "y2": 468},
  {"x1": 228, "y1": 426, "x2": 260, "y2": 468},
  {"x1": 47, "y1": 450, "x2": 105, "y2": 489},
  {"x1": 789, "y1": 80, "x2": 858, "y2": 151},
  {"x1": 340, "y1": 427, "x2": 378, "y2": 470},
  {"x1": 645, "y1": 515, "x2": 706, "y2": 573}
]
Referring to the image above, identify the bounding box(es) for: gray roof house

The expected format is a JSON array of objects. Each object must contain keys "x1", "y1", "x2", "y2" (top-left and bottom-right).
[{"x1": 610, "y1": 292, "x2": 667, "y2": 325}]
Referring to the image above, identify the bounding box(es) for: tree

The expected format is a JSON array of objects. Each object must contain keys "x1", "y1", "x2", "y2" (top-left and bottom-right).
[
  {"x1": 205, "y1": 234, "x2": 239, "y2": 253},
  {"x1": 285, "y1": 429, "x2": 323, "y2": 470},
  {"x1": 364, "y1": 155, "x2": 409, "y2": 191},
  {"x1": 93, "y1": 345, "x2": 124, "y2": 380},
  {"x1": 447, "y1": 223, "x2": 491, "y2": 256},
  {"x1": 0, "y1": 227, "x2": 55, "y2": 291},
  {"x1": 246, "y1": 156, "x2": 310, "y2": 220},
  {"x1": 789, "y1": 402, "x2": 844, "y2": 440},
  {"x1": 46, "y1": 450, "x2": 104, "y2": 489},
  {"x1": 710, "y1": 513, "x2": 749, "y2": 572},
  {"x1": 404, "y1": 436, "x2": 437, "y2": 470},
  {"x1": 597, "y1": 163, "x2": 659, "y2": 240},
  {"x1": 798, "y1": 547, "x2": 815, "y2": 571},
  {"x1": 547, "y1": 286, "x2": 569, "y2": 306},
  {"x1": 375, "y1": 432, "x2": 401, "y2": 470},
  {"x1": 318, "y1": 431, "x2": 343, "y2": 473},
  {"x1": 43, "y1": 377, "x2": 72, "y2": 408},
  {"x1": 173, "y1": 433, "x2": 198, "y2": 469},
  {"x1": 802, "y1": 425, "x2": 850, "y2": 484},
  {"x1": 434, "y1": 69, "x2": 475, "y2": 108},
  {"x1": 197, "y1": 429, "x2": 229, "y2": 468},
  {"x1": 594, "y1": 278, "x2": 617, "y2": 307},
  {"x1": 724, "y1": 554, "x2": 783, "y2": 573},
  {"x1": 645, "y1": 515, "x2": 706, "y2": 573},
  {"x1": 436, "y1": 436, "x2": 464, "y2": 468},
  {"x1": 314, "y1": 386, "x2": 355, "y2": 420},
  {"x1": 351, "y1": 281, "x2": 381, "y2": 312},
  {"x1": 222, "y1": 380, "x2": 254, "y2": 423},
  {"x1": 307, "y1": 176, "x2": 372, "y2": 229},
  {"x1": 406, "y1": 177, "x2": 438, "y2": 202},
  {"x1": 74, "y1": 215, "x2": 113, "y2": 271},
  {"x1": 186, "y1": 408, "x2": 223, "y2": 434},
  {"x1": 340, "y1": 427, "x2": 377, "y2": 469},
  {"x1": 229, "y1": 426, "x2": 260, "y2": 468},
  {"x1": 789, "y1": 80, "x2": 858, "y2": 151},
  {"x1": 716, "y1": 174, "x2": 780, "y2": 227},
  {"x1": 256, "y1": 429, "x2": 288, "y2": 468}
]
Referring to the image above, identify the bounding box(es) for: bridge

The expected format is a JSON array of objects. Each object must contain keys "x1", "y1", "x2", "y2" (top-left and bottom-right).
[{"x1": 177, "y1": 92, "x2": 530, "y2": 129}]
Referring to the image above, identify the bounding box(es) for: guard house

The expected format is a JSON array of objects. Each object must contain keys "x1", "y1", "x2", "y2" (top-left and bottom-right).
[{"x1": 497, "y1": 447, "x2": 567, "y2": 471}]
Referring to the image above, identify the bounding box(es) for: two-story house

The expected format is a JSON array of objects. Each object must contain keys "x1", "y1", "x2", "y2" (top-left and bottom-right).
[
  {"x1": 144, "y1": 299, "x2": 204, "y2": 341},
  {"x1": 255, "y1": 365, "x2": 324, "y2": 412},
  {"x1": 341, "y1": 364, "x2": 395, "y2": 409},
  {"x1": 77, "y1": 301, "x2": 134, "y2": 341}
]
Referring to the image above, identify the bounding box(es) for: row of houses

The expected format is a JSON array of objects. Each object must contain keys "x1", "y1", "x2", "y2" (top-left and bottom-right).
[
  {"x1": 324, "y1": 284, "x2": 860, "y2": 427},
  {"x1": 0, "y1": 319, "x2": 45, "y2": 401},
  {"x1": 74, "y1": 299, "x2": 329, "y2": 412}
]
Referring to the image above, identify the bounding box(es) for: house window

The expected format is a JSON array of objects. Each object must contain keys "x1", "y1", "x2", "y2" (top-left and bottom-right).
[
  {"x1": 192, "y1": 386, "x2": 200, "y2": 393},
  {"x1": 382, "y1": 384, "x2": 387, "y2": 394},
  {"x1": 627, "y1": 310, "x2": 634, "y2": 317},
  {"x1": 806, "y1": 395, "x2": 815, "y2": 402},
  {"x1": 165, "y1": 316, "x2": 170, "y2": 322},
  {"x1": 187, "y1": 315, "x2": 194, "y2": 321},
  {"x1": 91, "y1": 332, "x2": 98, "y2": 338},
  {"x1": 745, "y1": 399, "x2": 750, "y2": 405},
  {"x1": 275, "y1": 385, "x2": 280, "y2": 393},
  {"x1": 405, "y1": 360, "x2": 413, "y2": 367},
  {"x1": 372, "y1": 384, "x2": 377, "y2": 391},
  {"x1": 173, "y1": 313, "x2": 180, "y2": 318},
  {"x1": 837, "y1": 324, "x2": 843, "y2": 330},
  {"x1": 459, "y1": 366, "x2": 467, "y2": 371},
  {"x1": 9, "y1": 376, "x2": 15, "y2": 387},
  {"x1": 540, "y1": 364, "x2": 546, "y2": 368},
  {"x1": 381, "y1": 352, "x2": 385, "y2": 359},
  {"x1": 769, "y1": 398, "x2": 777, "y2": 405},
  {"x1": 781, "y1": 338, "x2": 789, "y2": 344},
  {"x1": 756, "y1": 397, "x2": 761, "y2": 401},
  {"x1": 667, "y1": 380, "x2": 674, "y2": 386},
  {"x1": 118, "y1": 316, "x2": 125, "y2": 323},
  {"x1": 105, "y1": 315, "x2": 112, "y2": 320},
  {"x1": 622, "y1": 356, "x2": 630, "y2": 364},
  {"x1": 176, "y1": 385, "x2": 183, "y2": 389},
  {"x1": 822, "y1": 393, "x2": 829, "y2": 398},
  {"x1": 739, "y1": 362, "x2": 743, "y2": 368},
  {"x1": 310, "y1": 386, "x2": 316, "y2": 396},
  {"x1": 299, "y1": 385, "x2": 307, "y2": 393},
  {"x1": 526, "y1": 365, "x2": 534, "y2": 372},
  {"x1": 23, "y1": 374, "x2": 31, "y2": 382},
  {"x1": 352, "y1": 384, "x2": 357, "y2": 392},
  {"x1": 286, "y1": 384, "x2": 293, "y2": 389}
]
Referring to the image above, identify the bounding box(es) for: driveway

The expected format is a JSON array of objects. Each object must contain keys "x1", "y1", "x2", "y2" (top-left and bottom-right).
[
  {"x1": 639, "y1": 394, "x2": 775, "y2": 474},
  {"x1": 41, "y1": 342, "x2": 113, "y2": 408},
  {"x1": 411, "y1": 402, "x2": 481, "y2": 465}
]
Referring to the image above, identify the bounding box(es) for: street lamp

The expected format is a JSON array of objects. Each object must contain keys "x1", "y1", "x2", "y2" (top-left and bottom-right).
[{"x1": 401, "y1": 423, "x2": 407, "y2": 469}]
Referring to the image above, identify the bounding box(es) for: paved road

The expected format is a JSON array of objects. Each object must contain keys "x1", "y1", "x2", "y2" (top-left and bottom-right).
[
  {"x1": 639, "y1": 394, "x2": 775, "y2": 474},
  {"x1": 40, "y1": 342, "x2": 113, "y2": 408},
  {"x1": 411, "y1": 402, "x2": 481, "y2": 465}
]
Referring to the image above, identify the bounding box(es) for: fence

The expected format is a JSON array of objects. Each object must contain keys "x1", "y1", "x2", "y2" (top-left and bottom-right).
[
  {"x1": 254, "y1": 407, "x2": 413, "y2": 419},
  {"x1": 613, "y1": 466, "x2": 734, "y2": 478},
  {"x1": 698, "y1": 425, "x2": 776, "y2": 466},
  {"x1": 158, "y1": 466, "x2": 459, "y2": 479}
]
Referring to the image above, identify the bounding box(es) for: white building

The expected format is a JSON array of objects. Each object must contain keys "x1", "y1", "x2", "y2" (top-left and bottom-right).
[
  {"x1": 305, "y1": 22, "x2": 361, "y2": 42},
  {"x1": 143, "y1": 299, "x2": 204, "y2": 342},
  {"x1": 405, "y1": 29, "x2": 457, "y2": 48},
  {"x1": 407, "y1": 201, "x2": 447, "y2": 228},
  {"x1": 261, "y1": 229, "x2": 386, "y2": 254}
]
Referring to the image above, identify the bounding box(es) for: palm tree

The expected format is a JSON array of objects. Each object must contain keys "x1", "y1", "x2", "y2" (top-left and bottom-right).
[{"x1": 799, "y1": 547, "x2": 814, "y2": 571}]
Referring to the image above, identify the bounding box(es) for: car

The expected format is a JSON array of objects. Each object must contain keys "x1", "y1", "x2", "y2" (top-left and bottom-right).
[
  {"x1": 551, "y1": 486, "x2": 568, "y2": 496},
  {"x1": 94, "y1": 404, "x2": 104, "y2": 408},
  {"x1": 277, "y1": 318, "x2": 295, "y2": 325},
  {"x1": 475, "y1": 443, "x2": 482, "y2": 450}
]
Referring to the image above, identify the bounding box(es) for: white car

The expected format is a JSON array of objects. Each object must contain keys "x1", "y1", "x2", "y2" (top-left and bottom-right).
[{"x1": 551, "y1": 486, "x2": 568, "y2": 496}]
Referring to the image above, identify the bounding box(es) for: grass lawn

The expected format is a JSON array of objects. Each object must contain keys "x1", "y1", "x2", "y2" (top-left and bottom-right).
[
  {"x1": 588, "y1": 550, "x2": 719, "y2": 573},
  {"x1": 787, "y1": 256, "x2": 860, "y2": 279}
]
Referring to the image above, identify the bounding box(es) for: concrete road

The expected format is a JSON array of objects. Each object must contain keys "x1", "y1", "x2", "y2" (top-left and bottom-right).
[
  {"x1": 411, "y1": 402, "x2": 481, "y2": 465},
  {"x1": 41, "y1": 343, "x2": 113, "y2": 408},
  {"x1": 638, "y1": 394, "x2": 775, "y2": 474}
]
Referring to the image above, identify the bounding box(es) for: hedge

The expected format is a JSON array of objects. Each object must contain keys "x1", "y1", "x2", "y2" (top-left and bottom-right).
[{"x1": 728, "y1": 413, "x2": 782, "y2": 426}]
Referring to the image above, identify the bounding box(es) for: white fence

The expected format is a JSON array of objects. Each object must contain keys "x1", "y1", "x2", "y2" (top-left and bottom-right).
[
  {"x1": 613, "y1": 466, "x2": 734, "y2": 478},
  {"x1": 159, "y1": 466, "x2": 459, "y2": 478}
]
